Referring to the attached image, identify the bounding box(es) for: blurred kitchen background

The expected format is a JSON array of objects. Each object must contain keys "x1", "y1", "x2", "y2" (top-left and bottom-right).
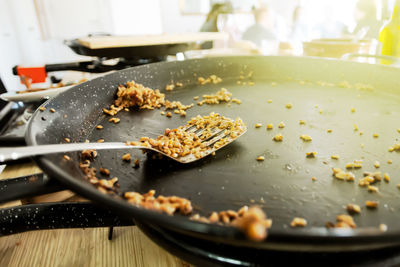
[{"x1": 0, "y1": 0, "x2": 396, "y2": 92}]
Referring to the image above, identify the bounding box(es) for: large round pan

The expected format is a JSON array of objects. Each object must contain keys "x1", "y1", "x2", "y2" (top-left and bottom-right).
[{"x1": 26, "y1": 56, "x2": 400, "y2": 251}]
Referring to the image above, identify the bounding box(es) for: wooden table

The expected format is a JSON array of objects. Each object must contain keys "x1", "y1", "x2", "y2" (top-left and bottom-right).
[{"x1": 0, "y1": 163, "x2": 190, "y2": 267}]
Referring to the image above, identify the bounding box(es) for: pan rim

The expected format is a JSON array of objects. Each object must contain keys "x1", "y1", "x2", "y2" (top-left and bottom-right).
[{"x1": 25, "y1": 55, "x2": 400, "y2": 250}]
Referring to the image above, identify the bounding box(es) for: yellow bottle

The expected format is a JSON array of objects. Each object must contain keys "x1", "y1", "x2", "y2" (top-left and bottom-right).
[{"x1": 379, "y1": 0, "x2": 400, "y2": 63}]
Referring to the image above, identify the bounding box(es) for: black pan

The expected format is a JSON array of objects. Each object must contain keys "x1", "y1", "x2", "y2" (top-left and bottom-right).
[{"x1": 26, "y1": 56, "x2": 400, "y2": 251}]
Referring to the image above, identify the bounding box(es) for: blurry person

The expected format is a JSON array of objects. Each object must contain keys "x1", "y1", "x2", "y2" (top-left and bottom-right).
[
  {"x1": 242, "y1": 5, "x2": 277, "y2": 47},
  {"x1": 200, "y1": 3, "x2": 232, "y2": 49},
  {"x1": 353, "y1": 0, "x2": 381, "y2": 38},
  {"x1": 291, "y1": 6, "x2": 311, "y2": 42}
]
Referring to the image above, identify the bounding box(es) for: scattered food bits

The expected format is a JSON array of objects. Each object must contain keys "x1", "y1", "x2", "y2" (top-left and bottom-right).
[
  {"x1": 299, "y1": 120, "x2": 306, "y2": 125},
  {"x1": 331, "y1": 155, "x2": 340, "y2": 160},
  {"x1": 165, "y1": 84, "x2": 175, "y2": 91},
  {"x1": 306, "y1": 151, "x2": 317, "y2": 158},
  {"x1": 335, "y1": 214, "x2": 356, "y2": 228},
  {"x1": 379, "y1": 224, "x2": 388, "y2": 232},
  {"x1": 266, "y1": 124, "x2": 273, "y2": 130},
  {"x1": 354, "y1": 124, "x2": 358, "y2": 131},
  {"x1": 99, "y1": 168, "x2": 110, "y2": 175},
  {"x1": 346, "y1": 204, "x2": 361, "y2": 214},
  {"x1": 300, "y1": 134, "x2": 312, "y2": 142},
  {"x1": 387, "y1": 159, "x2": 392, "y2": 164},
  {"x1": 39, "y1": 106, "x2": 46, "y2": 111},
  {"x1": 332, "y1": 168, "x2": 355, "y2": 181},
  {"x1": 97, "y1": 139, "x2": 105, "y2": 143},
  {"x1": 312, "y1": 176, "x2": 317, "y2": 181},
  {"x1": 273, "y1": 134, "x2": 283, "y2": 142},
  {"x1": 278, "y1": 122, "x2": 285, "y2": 128},
  {"x1": 50, "y1": 108, "x2": 56, "y2": 113},
  {"x1": 231, "y1": 98, "x2": 242, "y2": 104},
  {"x1": 366, "y1": 200, "x2": 378, "y2": 209},
  {"x1": 285, "y1": 103, "x2": 292, "y2": 109},
  {"x1": 198, "y1": 75, "x2": 222, "y2": 85},
  {"x1": 64, "y1": 137, "x2": 70, "y2": 143},
  {"x1": 290, "y1": 217, "x2": 307, "y2": 227},
  {"x1": 255, "y1": 123, "x2": 262, "y2": 128},
  {"x1": 373, "y1": 133, "x2": 379, "y2": 138},
  {"x1": 374, "y1": 161, "x2": 380, "y2": 168},
  {"x1": 351, "y1": 107, "x2": 356, "y2": 113},
  {"x1": 96, "y1": 125, "x2": 104, "y2": 130},
  {"x1": 256, "y1": 156, "x2": 265, "y2": 161},
  {"x1": 327, "y1": 129, "x2": 332, "y2": 133},
  {"x1": 197, "y1": 88, "x2": 233, "y2": 105},
  {"x1": 368, "y1": 185, "x2": 379, "y2": 193},
  {"x1": 63, "y1": 155, "x2": 71, "y2": 161},
  {"x1": 267, "y1": 99, "x2": 272, "y2": 103},
  {"x1": 166, "y1": 112, "x2": 172, "y2": 117},
  {"x1": 388, "y1": 143, "x2": 400, "y2": 152},
  {"x1": 133, "y1": 159, "x2": 140, "y2": 168},
  {"x1": 384, "y1": 173, "x2": 390, "y2": 182},
  {"x1": 122, "y1": 153, "x2": 131, "y2": 162},
  {"x1": 109, "y1": 118, "x2": 120, "y2": 124},
  {"x1": 176, "y1": 82, "x2": 183, "y2": 87},
  {"x1": 345, "y1": 160, "x2": 363, "y2": 169},
  {"x1": 174, "y1": 109, "x2": 180, "y2": 114}
]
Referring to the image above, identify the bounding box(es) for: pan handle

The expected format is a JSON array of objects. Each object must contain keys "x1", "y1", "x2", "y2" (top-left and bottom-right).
[{"x1": 0, "y1": 173, "x2": 65, "y2": 203}]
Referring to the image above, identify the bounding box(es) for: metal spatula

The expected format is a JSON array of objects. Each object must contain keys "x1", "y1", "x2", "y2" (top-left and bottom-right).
[{"x1": 0, "y1": 119, "x2": 247, "y2": 164}]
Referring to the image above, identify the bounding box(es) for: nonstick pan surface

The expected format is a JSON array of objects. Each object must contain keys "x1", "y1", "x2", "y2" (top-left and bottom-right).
[{"x1": 26, "y1": 56, "x2": 400, "y2": 251}]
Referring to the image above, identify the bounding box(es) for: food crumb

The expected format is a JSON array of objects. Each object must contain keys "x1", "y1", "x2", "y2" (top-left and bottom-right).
[
  {"x1": 366, "y1": 200, "x2": 378, "y2": 209},
  {"x1": 278, "y1": 122, "x2": 285, "y2": 128},
  {"x1": 133, "y1": 159, "x2": 140, "y2": 168},
  {"x1": 354, "y1": 124, "x2": 358, "y2": 131},
  {"x1": 96, "y1": 125, "x2": 104, "y2": 130},
  {"x1": 122, "y1": 153, "x2": 131, "y2": 162},
  {"x1": 368, "y1": 185, "x2": 379, "y2": 193},
  {"x1": 165, "y1": 84, "x2": 175, "y2": 91},
  {"x1": 373, "y1": 133, "x2": 379, "y2": 138},
  {"x1": 193, "y1": 96, "x2": 199, "y2": 100},
  {"x1": 359, "y1": 131, "x2": 363, "y2": 135},
  {"x1": 166, "y1": 112, "x2": 172, "y2": 117},
  {"x1": 319, "y1": 108, "x2": 323, "y2": 114},
  {"x1": 374, "y1": 161, "x2": 380, "y2": 168},
  {"x1": 331, "y1": 155, "x2": 339, "y2": 160},
  {"x1": 300, "y1": 134, "x2": 312, "y2": 142},
  {"x1": 314, "y1": 104, "x2": 318, "y2": 108},
  {"x1": 109, "y1": 117, "x2": 120, "y2": 124},
  {"x1": 346, "y1": 204, "x2": 361, "y2": 214},
  {"x1": 267, "y1": 99, "x2": 272, "y2": 103},
  {"x1": 299, "y1": 120, "x2": 306, "y2": 125},
  {"x1": 387, "y1": 159, "x2": 392, "y2": 164},
  {"x1": 176, "y1": 82, "x2": 183, "y2": 87},
  {"x1": 39, "y1": 106, "x2": 46, "y2": 111},
  {"x1": 63, "y1": 155, "x2": 71, "y2": 161},
  {"x1": 379, "y1": 224, "x2": 388, "y2": 232},
  {"x1": 351, "y1": 107, "x2": 356, "y2": 113},
  {"x1": 290, "y1": 217, "x2": 307, "y2": 227},
  {"x1": 255, "y1": 123, "x2": 262, "y2": 128},
  {"x1": 97, "y1": 139, "x2": 104, "y2": 143},
  {"x1": 327, "y1": 129, "x2": 332, "y2": 133},
  {"x1": 160, "y1": 111, "x2": 165, "y2": 115},
  {"x1": 285, "y1": 103, "x2": 292, "y2": 109},
  {"x1": 256, "y1": 156, "x2": 265, "y2": 161},
  {"x1": 99, "y1": 167, "x2": 110, "y2": 175},
  {"x1": 232, "y1": 98, "x2": 241, "y2": 104},
  {"x1": 335, "y1": 214, "x2": 356, "y2": 228},
  {"x1": 384, "y1": 173, "x2": 390, "y2": 182},
  {"x1": 266, "y1": 123, "x2": 273, "y2": 130},
  {"x1": 64, "y1": 137, "x2": 70, "y2": 143},
  {"x1": 306, "y1": 151, "x2": 317, "y2": 158},
  {"x1": 273, "y1": 134, "x2": 283, "y2": 142},
  {"x1": 312, "y1": 176, "x2": 317, "y2": 181}
]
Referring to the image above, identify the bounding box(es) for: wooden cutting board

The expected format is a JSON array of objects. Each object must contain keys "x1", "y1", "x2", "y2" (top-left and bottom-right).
[{"x1": 78, "y1": 32, "x2": 228, "y2": 49}]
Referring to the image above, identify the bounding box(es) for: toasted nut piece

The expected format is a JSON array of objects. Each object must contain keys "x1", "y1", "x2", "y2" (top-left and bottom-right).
[
  {"x1": 397, "y1": 128, "x2": 400, "y2": 133},
  {"x1": 166, "y1": 112, "x2": 172, "y2": 117},
  {"x1": 285, "y1": 103, "x2": 292, "y2": 109},
  {"x1": 300, "y1": 134, "x2": 312, "y2": 142},
  {"x1": 387, "y1": 159, "x2": 392, "y2": 164},
  {"x1": 255, "y1": 123, "x2": 262, "y2": 128},
  {"x1": 346, "y1": 204, "x2": 361, "y2": 214},
  {"x1": 165, "y1": 84, "x2": 175, "y2": 91},
  {"x1": 319, "y1": 108, "x2": 323, "y2": 114},
  {"x1": 397, "y1": 184, "x2": 400, "y2": 189},
  {"x1": 278, "y1": 122, "x2": 285, "y2": 128},
  {"x1": 176, "y1": 82, "x2": 183, "y2": 87},
  {"x1": 366, "y1": 200, "x2": 378, "y2": 209},
  {"x1": 109, "y1": 117, "x2": 120, "y2": 124},
  {"x1": 122, "y1": 153, "x2": 131, "y2": 162},
  {"x1": 373, "y1": 133, "x2": 379, "y2": 138},
  {"x1": 299, "y1": 120, "x2": 306, "y2": 125},
  {"x1": 64, "y1": 137, "x2": 70, "y2": 143},
  {"x1": 267, "y1": 99, "x2": 272, "y2": 103},
  {"x1": 232, "y1": 98, "x2": 242, "y2": 104},
  {"x1": 331, "y1": 155, "x2": 339, "y2": 160},
  {"x1": 336, "y1": 214, "x2": 356, "y2": 228},
  {"x1": 134, "y1": 159, "x2": 140, "y2": 168},
  {"x1": 273, "y1": 134, "x2": 283, "y2": 142},
  {"x1": 327, "y1": 129, "x2": 332, "y2": 133},
  {"x1": 266, "y1": 123, "x2": 273, "y2": 130},
  {"x1": 354, "y1": 124, "x2": 358, "y2": 131},
  {"x1": 256, "y1": 156, "x2": 265, "y2": 161},
  {"x1": 312, "y1": 176, "x2": 317, "y2": 181},
  {"x1": 374, "y1": 161, "x2": 380, "y2": 168},
  {"x1": 50, "y1": 108, "x2": 56, "y2": 113},
  {"x1": 99, "y1": 167, "x2": 110, "y2": 175},
  {"x1": 193, "y1": 96, "x2": 199, "y2": 100},
  {"x1": 351, "y1": 107, "x2": 356, "y2": 113},
  {"x1": 97, "y1": 139, "x2": 105, "y2": 143},
  {"x1": 39, "y1": 106, "x2": 46, "y2": 111},
  {"x1": 290, "y1": 217, "x2": 307, "y2": 227},
  {"x1": 96, "y1": 125, "x2": 104, "y2": 129},
  {"x1": 63, "y1": 155, "x2": 71, "y2": 161}
]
